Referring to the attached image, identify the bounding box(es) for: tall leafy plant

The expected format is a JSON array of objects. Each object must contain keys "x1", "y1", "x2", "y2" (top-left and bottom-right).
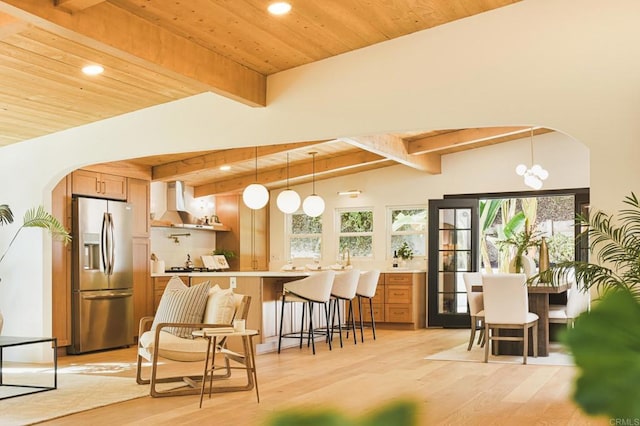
[
  {"x1": 0, "y1": 205, "x2": 71, "y2": 266},
  {"x1": 479, "y1": 199, "x2": 501, "y2": 273},
  {"x1": 536, "y1": 192, "x2": 640, "y2": 419}
]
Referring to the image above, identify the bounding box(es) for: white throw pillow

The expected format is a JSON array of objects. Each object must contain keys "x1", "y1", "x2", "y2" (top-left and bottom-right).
[
  {"x1": 203, "y1": 285, "x2": 236, "y2": 325},
  {"x1": 152, "y1": 280, "x2": 211, "y2": 338}
]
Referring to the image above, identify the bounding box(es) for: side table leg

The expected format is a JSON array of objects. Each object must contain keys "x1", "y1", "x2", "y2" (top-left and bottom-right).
[
  {"x1": 248, "y1": 335, "x2": 260, "y2": 403},
  {"x1": 199, "y1": 336, "x2": 214, "y2": 409}
]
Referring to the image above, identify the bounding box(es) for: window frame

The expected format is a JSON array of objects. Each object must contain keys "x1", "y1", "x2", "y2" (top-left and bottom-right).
[
  {"x1": 286, "y1": 212, "x2": 323, "y2": 261},
  {"x1": 387, "y1": 205, "x2": 428, "y2": 260},
  {"x1": 335, "y1": 207, "x2": 374, "y2": 259}
]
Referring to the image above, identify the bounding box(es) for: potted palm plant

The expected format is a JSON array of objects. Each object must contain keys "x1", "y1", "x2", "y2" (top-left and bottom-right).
[
  {"x1": 536, "y1": 192, "x2": 640, "y2": 419},
  {"x1": 0, "y1": 204, "x2": 70, "y2": 333}
]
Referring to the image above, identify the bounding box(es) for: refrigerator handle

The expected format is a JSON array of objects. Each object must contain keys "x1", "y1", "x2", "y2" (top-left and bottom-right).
[
  {"x1": 108, "y1": 212, "x2": 115, "y2": 275},
  {"x1": 101, "y1": 212, "x2": 109, "y2": 275}
]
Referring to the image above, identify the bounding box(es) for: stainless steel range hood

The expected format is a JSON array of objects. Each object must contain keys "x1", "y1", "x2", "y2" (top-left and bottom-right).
[{"x1": 158, "y1": 181, "x2": 203, "y2": 229}]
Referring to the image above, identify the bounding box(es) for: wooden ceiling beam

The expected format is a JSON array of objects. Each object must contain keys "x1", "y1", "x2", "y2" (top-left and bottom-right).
[
  {"x1": 194, "y1": 150, "x2": 384, "y2": 197},
  {"x1": 340, "y1": 135, "x2": 441, "y2": 174},
  {"x1": 54, "y1": 0, "x2": 106, "y2": 14},
  {"x1": 407, "y1": 126, "x2": 545, "y2": 154},
  {"x1": 152, "y1": 141, "x2": 323, "y2": 181},
  {"x1": 0, "y1": 0, "x2": 266, "y2": 106}
]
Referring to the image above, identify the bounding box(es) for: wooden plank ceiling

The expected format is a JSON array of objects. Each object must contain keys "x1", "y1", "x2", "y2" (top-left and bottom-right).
[{"x1": 0, "y1": 0, "x2": 528, "y2": 196}]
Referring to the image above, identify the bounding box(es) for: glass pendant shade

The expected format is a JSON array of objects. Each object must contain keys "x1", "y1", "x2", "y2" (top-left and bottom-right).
[
  {"x1": 303, "y1": 194, "x2": 325, "y2": 217},
  {"x1": 243, "y1": 183, "x2": 269, "y2": 209},
  {"x1": 277, "y1": 189, "x2": 301, "y2": 214}
]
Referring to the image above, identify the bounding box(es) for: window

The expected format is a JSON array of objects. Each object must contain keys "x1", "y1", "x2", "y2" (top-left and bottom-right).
[
  {"x1": 288, "y1": 213, "x2": 322, "y2": 259},
  {"x1": 337, "y1": 208, "x2": 373, "y2": 258},
  {"x1": 389, "y1": 207, "x2": 427, "y2": 258}
]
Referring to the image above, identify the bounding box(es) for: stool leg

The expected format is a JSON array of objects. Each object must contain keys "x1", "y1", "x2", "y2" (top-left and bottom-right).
[
  {"x1": 324, "y1": 301, "x2": 332, "y2": 351},
  {"x1": 369, "y1": 297, "x2": 376, "y2": 340},
  {"x1": 278, "y1": 295, "x2": 286, "y2": 354},
  {"x1": 336, "y1": 299, "x2": 343, "y2": 348},
  {"x1": 358, "y1": 295, "x2": 365, "y2": 343},
  {"x1": 299, "y1": 302, "x2": 306, "y2": 349},
  {"x1": 348, "y1": 299, "x2": 357, "y2": 345},
  {"x1": 308, "y1": 302, "x2": 316, "y2": 354}
]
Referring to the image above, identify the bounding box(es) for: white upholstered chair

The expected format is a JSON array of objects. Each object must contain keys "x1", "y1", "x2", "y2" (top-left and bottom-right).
[
  {"x1": 482, "y1": 273, "x2": 538, "y2": 364},
  {"x1": 354, "y1": 270, "x2": 381, "y2": 342},
  {"x1": 462, "y1": 272, "x2": 484, "y2": 351},
  {"x1": 329, "y1": 269, "x2": 361, "y2": 347},
  {"x1": 277, "y1": 270, "x2": 336, "y2": 354},
  {"x1": 135, "y1": 278, "x2": 252, "y2": 397},
  {"x1": 549, "y1": 278, "x2": 591, "y2": 327}
]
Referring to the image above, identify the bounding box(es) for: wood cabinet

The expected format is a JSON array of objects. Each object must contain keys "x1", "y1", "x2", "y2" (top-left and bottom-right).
[
  {"x1": 215, "y1": 195, "x2": 268, "y2": 271},
  {"x1": 132, "y1": 238, "x2": 152, "y2": 337},
  {"x1": 52, "y1": 175, "x2": 72, "y2": 347},
  {"x1": 354, "y1": 272, "x2": 426, "y2": 329},
  {"x1": 71, "y1": 169, "x2": 127, "y2": 200},
  {"x1": 54, "y1": 164, "x2": 153, "y2": 347}
]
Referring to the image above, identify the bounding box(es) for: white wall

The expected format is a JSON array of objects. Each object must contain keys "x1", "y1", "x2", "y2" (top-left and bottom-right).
[
  {"x1": 269, "y1": 131, "x2": 589, "y2": 271},
  {"x1": 0, "y1": 0, "x2": 636, "y2": 361}
]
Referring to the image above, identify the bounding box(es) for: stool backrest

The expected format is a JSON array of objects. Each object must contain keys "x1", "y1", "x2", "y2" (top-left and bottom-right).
[
  {"x1": 284, "y1": 270, "x2": 336, "y2": 302},
  {"x1": 331, "y1": 269, "x2": 361, "y2": 299},
  {"x1": 356, "y1": 270, "x2": 381, "y2": 298}
]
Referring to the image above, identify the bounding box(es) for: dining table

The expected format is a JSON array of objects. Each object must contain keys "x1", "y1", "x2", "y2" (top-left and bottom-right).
[{"x1": 472, "y1": 281, "x2": 570, "y2": 357}]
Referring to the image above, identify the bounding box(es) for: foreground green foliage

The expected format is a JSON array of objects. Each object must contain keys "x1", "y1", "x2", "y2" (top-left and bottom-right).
[
  {"x1": 265, "y1": 400, "x2": 419, "y2": 426},
  {"x1": 563, "y1": 289, "x2": 640, "y2": 419},
  {"x1": 537, "y1": 192, "x2": 640, "y2": 300}
]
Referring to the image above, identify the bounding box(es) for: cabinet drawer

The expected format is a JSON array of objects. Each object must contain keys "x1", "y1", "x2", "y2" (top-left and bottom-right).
[
  {"x1": 385, "y1": 304, "x2": 412, "y2": 323},
  {"x1": 359, "y1": 303, "x2": 384, "y2": 323},
  {"x1": 386, "y1": 285, "x2": 411, "y2": 304},
  {"x1": 385, "y1": 273, "x2": 412, "y2": 285},
  {"x1": 371, "y1": 284, "x2": 385, "y2": 304}
]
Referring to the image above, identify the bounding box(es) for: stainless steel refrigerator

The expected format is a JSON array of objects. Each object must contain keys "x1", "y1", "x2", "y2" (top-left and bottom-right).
[{"x1": 70, "y1": 196, "x2": 134, "y2": 354}]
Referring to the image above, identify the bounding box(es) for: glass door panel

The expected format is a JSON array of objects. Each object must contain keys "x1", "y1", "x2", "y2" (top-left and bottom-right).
[{"x1": 428, "y1": 198, "x2": 478, "y2": 327}]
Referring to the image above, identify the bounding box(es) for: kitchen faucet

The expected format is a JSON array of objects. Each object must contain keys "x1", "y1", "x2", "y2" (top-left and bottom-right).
[{"x1": 342, "y1": 248, "x2": 351, "y2": 267}]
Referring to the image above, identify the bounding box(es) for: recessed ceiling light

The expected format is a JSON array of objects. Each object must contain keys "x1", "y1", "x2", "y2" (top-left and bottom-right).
[
  {"x1": 82, "y1": 65, "x2": 104, "y2": 76},
  {"x1": 268, "y1": 2, "x2": 291, "y2": 15}
]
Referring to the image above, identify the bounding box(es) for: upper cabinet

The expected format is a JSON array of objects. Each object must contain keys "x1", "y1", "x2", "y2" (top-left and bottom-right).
[
  {"x1": 215, "y1": 194, "x2": 268, "y2": 271},
  {"x1": 72, "y1": 169, "x2": 127, "y2": 200}
]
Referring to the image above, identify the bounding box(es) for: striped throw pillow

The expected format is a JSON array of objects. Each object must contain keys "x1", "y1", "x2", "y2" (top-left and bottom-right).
[{"x1": 152, "y1": 281, "x2": 211, "y2": 338}]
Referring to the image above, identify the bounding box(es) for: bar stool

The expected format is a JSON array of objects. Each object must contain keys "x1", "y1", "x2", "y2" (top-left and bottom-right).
[
  {"x1": 277, "y1": 270, "x2": 336, "y2": 355},
  {"x1": 329, "y1": 269, "x2": 361, "y2": 347},
  {"x1": 354, "y1": 270, "x2": 381, "y2": 342}
]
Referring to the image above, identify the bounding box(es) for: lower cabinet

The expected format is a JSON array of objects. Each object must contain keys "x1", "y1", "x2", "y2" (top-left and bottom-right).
[{"x1": 354, "y1": 272, "x2": 426, "y2": 329}]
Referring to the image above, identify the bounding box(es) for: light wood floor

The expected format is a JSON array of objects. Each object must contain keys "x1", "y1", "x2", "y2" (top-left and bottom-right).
[{"x1": 39, "y1": 328, "x2": 606, "y2": 425}]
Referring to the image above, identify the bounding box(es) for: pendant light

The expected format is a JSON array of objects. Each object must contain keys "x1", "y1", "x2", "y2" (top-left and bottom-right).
[
  {"x1": 302, "y1": 152, "x2": 325, "y2": 217},
  {"x1": 515, "y1": 128, "x2": 549, "y2": 190},
  {"x1": 276, "y1": 153, "x2": 301, "y2": 214},
  {"x1": 242, "y1": 147, "x2": 269, "y2": 209}
]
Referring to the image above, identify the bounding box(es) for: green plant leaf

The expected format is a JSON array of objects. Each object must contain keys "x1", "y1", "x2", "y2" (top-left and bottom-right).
[
  {"x1": 0, "y1": 204, "x2": 14, "y2": 225},
  {"x1": 265, "y1": 408, "x2": 353, "y2": 426},
  {"x1": 358, "y1": 400, "x2": 419, "y2": 426},
  {"x1": 563, "y1": 289, "x2": 640, "y2": 419}
]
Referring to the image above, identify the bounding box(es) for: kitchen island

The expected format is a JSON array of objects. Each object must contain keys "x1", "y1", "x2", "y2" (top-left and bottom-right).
[{"x1": 151, "y1": 270, "x2": 426, "y2": 353}]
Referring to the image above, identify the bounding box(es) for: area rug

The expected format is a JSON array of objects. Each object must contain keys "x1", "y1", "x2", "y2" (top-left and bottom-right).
[
  {"x1": 0, "y1": 370, "x2": 150, "y2": 425},
  {"x1": 424, "y1": 342, "x2": 574, "y2": 366}
]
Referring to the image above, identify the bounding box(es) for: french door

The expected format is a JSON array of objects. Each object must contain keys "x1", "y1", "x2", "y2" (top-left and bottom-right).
[{"x1": 428, "y1": 199, "x2": 478, "y2": 327}]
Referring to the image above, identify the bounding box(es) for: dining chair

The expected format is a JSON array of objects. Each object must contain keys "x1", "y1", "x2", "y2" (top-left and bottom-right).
[
  {"x1": 277, "y1": 270, "x2": 336, "y2": 355},
  {"x1": 549, "y1": 278, "x2": 591, "y2": 327},
  {"x1": 329, "y1": 269, "x2": 361, "y2": 347},
  {"x1": 482, "y1": 273, "x2": 538, "y2": 364},
  {"x1": 462, "y1": 272, "x2": 484, "y2": 351}
]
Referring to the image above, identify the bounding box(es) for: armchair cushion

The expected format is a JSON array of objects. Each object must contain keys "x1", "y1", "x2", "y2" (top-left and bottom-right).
[
  {"x1": 203, "y1": 285, "x2": 236, "y2": 325},
  {"x1": 139, "y1": 330, "x2": 209, "y2": 362},
  {"x1": 151, "y1": 280, "x2": 211, "y2": 338}
]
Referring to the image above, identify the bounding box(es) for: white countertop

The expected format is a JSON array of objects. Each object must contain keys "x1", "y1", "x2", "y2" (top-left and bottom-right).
[{"x1": 151, "y1": 269, "x2": 426, "y2": 278}]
